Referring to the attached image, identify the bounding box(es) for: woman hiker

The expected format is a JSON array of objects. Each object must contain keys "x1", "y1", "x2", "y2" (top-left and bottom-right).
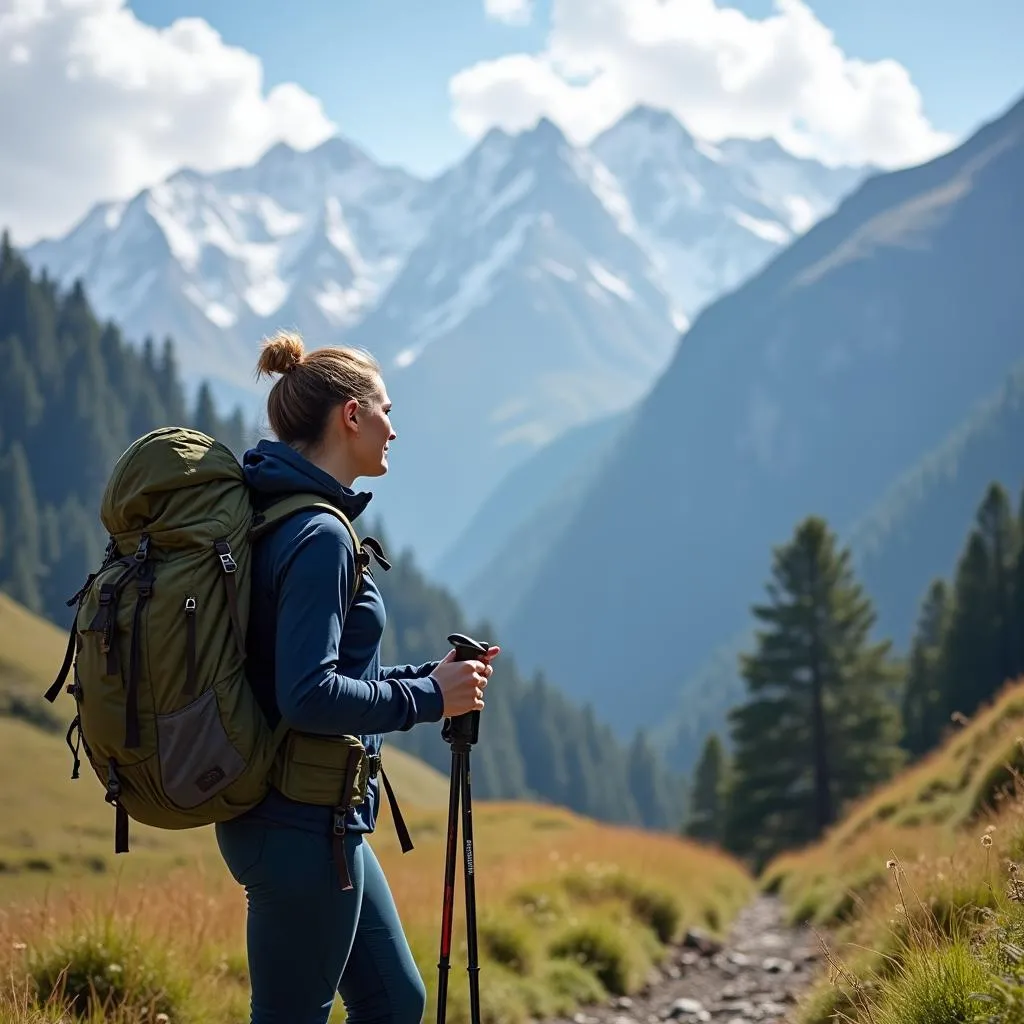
[{"x1": 215, "y1": 329, "x2": 501, "y2": 1024}]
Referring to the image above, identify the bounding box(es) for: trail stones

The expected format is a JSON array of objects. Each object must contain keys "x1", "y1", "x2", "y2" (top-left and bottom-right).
[
  {"x1": 537, "y1": 896, "x2": 821, "y2": 1024},
  {"x1": 667, "y1": 998, "x2": 709, "y2": 1022},
  {"x1": 681, "y1": 928, "x2": 722, "y2": 955}
]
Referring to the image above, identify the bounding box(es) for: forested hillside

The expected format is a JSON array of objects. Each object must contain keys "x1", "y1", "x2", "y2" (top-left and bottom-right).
[
  {"x1": 0, "y1": 234, "x2": 687, "y2": 832},
  {"x1": 683, "y1": 473, "x2": 1024, "y2": 867},
  {"x1": 659, "y1": 355, "x2": 1024, "y2": 773},
  {"x1": 368, "y1": 525, "x2": 686, "y2": 829},
  {"x1": 0, "y1": 232, "x2": 249, "y2": 625}
]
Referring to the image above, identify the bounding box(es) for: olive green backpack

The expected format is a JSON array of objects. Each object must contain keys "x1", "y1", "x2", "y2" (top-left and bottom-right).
[{"x1": 44, "y1": 427, "x2": 412, "y2": 889}]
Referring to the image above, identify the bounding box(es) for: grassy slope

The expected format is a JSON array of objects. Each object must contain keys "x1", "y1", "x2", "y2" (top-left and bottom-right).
[
  {"x1": 0, "y1": 590, "x2": 451, "y2": 899},
  {"x1": 763, "y1": 675, "x2": 1024, "y2": 1024},
  {"x1": 0, "y1": 593, "x2": 755, "y2": 1024}
]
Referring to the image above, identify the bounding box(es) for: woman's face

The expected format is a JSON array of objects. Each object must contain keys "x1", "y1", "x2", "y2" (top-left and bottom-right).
[{"x1": 351, "y1": 375, "x2": 396, "y2": 479}]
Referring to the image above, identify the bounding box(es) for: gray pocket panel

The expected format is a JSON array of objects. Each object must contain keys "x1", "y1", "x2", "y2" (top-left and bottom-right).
[{"x1": 156, "y1": 687, "x2": 246, "y2": 808}]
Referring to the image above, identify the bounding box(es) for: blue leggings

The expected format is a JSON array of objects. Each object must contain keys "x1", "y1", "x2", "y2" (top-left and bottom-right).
[{"x1": 215, "y1": 819, "x2": 426, "y2": 1024}]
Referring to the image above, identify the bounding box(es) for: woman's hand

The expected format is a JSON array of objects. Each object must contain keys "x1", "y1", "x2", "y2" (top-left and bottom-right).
[{"x1": 433, "y1": 645, "x2": 501, "y2": 717}]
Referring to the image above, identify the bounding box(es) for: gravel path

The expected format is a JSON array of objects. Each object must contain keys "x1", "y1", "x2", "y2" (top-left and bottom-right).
[{"x1": 540, "y1": 896, "x2": 823, "y2": 1024}]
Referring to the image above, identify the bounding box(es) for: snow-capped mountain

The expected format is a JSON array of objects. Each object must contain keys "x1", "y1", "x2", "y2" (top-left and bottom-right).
[
  {"x1": 27, "y1": 137, "x2": 433, "y2": 394},
  {"x1": 590, "y1": 106, "x2": 868, "y2": 315},
  {"x1": 347, "y1": 117, "x2": 683, "y2": 562},
  {"x1": 25, "y1": 106, "x2": 870, "y2": 559}
]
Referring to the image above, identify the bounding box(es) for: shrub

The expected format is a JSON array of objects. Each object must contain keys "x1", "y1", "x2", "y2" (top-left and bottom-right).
[
  {"x1": 478, "y1": 915, "x2": 536, "y2": 975},
  {"x1": 27, "y1": 919, "x2": 191, "y2": 1022},
  {"x1": 549, "y1": 918, "x2": 648, "y2": 996}
]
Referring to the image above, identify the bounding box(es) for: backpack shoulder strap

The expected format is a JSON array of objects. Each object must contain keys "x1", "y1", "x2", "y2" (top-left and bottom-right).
[
  {"x1": 250, "y1": 493, "x2": 364, "y2": 609},
  {"x1": 252, "y1": 492, "x2": 361, "y2": 549}
]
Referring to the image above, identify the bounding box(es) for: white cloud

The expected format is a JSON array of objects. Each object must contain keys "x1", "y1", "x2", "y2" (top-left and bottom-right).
[
  {"x1": 485, "y1": 0, "x2": 534, "y2": 26},
  {"x1": 0, "y1": 0, "x2": 336, "y2": 245},
  {"x1": 452, "y1": 0, "x2": 955, "y2": 169}
]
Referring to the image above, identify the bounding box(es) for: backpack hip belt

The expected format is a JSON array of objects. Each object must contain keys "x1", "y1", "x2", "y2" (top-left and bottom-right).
[{"x1": 269, "y1": 732, "x2": 413, "y2": 889}]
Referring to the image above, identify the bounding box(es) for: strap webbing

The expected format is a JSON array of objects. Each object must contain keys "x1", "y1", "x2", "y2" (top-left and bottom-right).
[
  {"x1": 114, "y1": 804, "x2": 130, "y2": 854},
  {"x1": 380, "y1": 766, "x2": 414, "y2": 854},
  {"x1": 214, "y1": 540, "x2": 246, "y2": 657},
  {"x1": 332, "y1": 747, "x2": 364, "y2": 892},
  {"x1": 45, "y1": 623, "x2": 76, "y2": 703},
  {"x1": 124, "y1": 566, "x2": 153, "y2": 749}
]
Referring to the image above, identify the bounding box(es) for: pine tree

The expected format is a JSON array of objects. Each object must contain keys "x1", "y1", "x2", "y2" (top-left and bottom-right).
[
  {"x1": 193, "y1": 382, "x2": 219, "y2": 438},
  {"x1": 159, "y1": 337, "x2": 189, "y2": 425},
  {"x1": 684, "y1": 733, "x2": 727, "y2": 843},
  {"x1": 977, "y1": 483, "x2": 1020, "y2": 692},
  {"x1": 901, "y1": 579, "x2": 952, "y2": 758},
  {"x1": 939, "y1": 490, "x2": 1016, "y2": 724},
  {"x1": 627, "y1": 729, "x2": 684, "y2": 829},
  {"x1": 0, "y1": 442, "x2": 44, "y2": 612},
  {"x1": 724, "y1": 516, "x2": 903, "y2": 866},
  {"x1": 1016, "y1": 484, "x2": 1024, "y2": 674}
]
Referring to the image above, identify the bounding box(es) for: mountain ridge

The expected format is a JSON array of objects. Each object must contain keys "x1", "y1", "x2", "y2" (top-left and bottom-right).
[
  {"x1": 488, "y1": 87, "x2": 1024, "y2": 741},
  {"x1": 24, "y1": 108, "x2": 868, "y2": 559}
]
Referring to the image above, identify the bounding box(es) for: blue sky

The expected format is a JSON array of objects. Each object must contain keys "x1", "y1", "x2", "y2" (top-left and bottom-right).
[
  {"x1": 2, "y1": 0, "x2": 1021, "y2": 243},
  {"x1": 128, "y1": 0, "x2": 1024, "y2": 177}
]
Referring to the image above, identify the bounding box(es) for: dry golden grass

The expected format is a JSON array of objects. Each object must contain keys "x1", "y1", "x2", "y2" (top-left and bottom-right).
[
  {"x1": 0, "y1": 593, "x2": 68, "y2": 691},
  {"x1": 0, "y1": 593, "x2": 755, "y2": 1023},
  {"x1": 0, "y1": 800, "x2": 754, "y2": 1024},
  {"x1": 0, "y1": 589, "x2": 449, "y2": 902}
]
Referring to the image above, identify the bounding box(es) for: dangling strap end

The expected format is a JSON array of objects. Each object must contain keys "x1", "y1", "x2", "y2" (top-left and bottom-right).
[
  {"x1": 114, "y1": 804, "x2": 130, "y2": 854},
  {"x1": 44, "y1": 622, "x2": 77, "y2": 703},
  {"x1": 381, "y1": 766, "x2": 414, "y2": 854},
  {"x1": 332, "y1": 813, "x2": 353, "y2": 891}
]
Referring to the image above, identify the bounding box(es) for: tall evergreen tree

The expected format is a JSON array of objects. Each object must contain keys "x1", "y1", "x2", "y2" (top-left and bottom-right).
[
  {"x1": 900, "y1": 579, "x2": 952, "y2": 758},
  {"x1": 628, "y1": 729, "x2": 685, "y2": 829},
  {"x1": 1016, "y1": 484, "x2": 1024, "y2": 674},
  {"x1": 159, "y1": 337, "x2": 189, "y2": 425},
  {"x1": 940, "y1": 508, "x2": 1010, "y2": 723},
  {"x1": 193, "y1": 382, "x2": 219, "y2": 438},
  {"x1": 0, "y1": 442, "x2": 44, "y2": 612},
  {"x1": 684, "y1": 732, "x2": 727, "y2": 844},
  {"x1": 0, "y1": 240, "x2": 253, "y2": 624},
  {"x1": 725, "y1": 516, "x2": 903, "y2": 866},
  {"x1": 977, "y1": 483, "x2": 1020, "y2": 692}
]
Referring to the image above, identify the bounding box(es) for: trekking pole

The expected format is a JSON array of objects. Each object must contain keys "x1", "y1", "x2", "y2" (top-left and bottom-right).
[{"x1": 437, "y1": 631, "x2": 489, "y2": 1024}]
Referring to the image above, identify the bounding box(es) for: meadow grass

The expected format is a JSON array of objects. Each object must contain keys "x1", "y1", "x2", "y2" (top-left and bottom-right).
[
  {"x1": 0, "y1": 592, "x2": 755, "y2": 1022},
  {"x1": 764, "y1": 679, "x2": 1024, "y2": 931},
  {"x1": 765, "y1": 676, "x2": 1024, "y2": 1024},
  {"x1": 0, "y1": 800, "x2": 754, "y2": 1024}
]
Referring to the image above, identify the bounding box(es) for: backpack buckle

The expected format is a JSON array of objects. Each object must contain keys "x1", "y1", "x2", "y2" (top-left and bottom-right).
[
  {"x1": 134, "y1": 535, "x2": 150, "y2": 562},
  {"x1": 214, "y1": 541, "x2": 237, "y2": 574}
]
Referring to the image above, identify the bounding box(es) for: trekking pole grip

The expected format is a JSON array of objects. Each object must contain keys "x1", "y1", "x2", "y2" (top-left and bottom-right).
[{"x1": 442, "y1": 632, "x2": 489, "y2": 748}]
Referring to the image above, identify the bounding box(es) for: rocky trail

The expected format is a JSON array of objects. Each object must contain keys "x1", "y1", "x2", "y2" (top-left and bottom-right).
[{"x1": 542, "y1": 897, "x2": 824, "y2": 1024}]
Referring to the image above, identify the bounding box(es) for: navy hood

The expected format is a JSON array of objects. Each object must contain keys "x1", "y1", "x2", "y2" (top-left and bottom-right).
[{"x1": 242, "y1": 439, "x2": 373, "y2": 522}]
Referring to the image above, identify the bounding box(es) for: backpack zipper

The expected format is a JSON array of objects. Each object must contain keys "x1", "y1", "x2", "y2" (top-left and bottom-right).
[{"x1": 184, "y1": 596, "x2": 198, "y2": 696}]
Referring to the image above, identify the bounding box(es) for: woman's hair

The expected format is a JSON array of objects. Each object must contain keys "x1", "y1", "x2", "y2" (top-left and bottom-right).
[{"x1": 255, "y1": 330, "x2": 382, "y2": 448}]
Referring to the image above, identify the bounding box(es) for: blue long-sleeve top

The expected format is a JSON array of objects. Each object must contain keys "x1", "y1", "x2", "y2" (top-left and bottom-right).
[{"x1": 236, "y1": 439, "x2": 445, "y2": 835}]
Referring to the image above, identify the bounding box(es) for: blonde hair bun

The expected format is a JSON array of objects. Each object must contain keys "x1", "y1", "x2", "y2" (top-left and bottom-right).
[{"x1": 256, "y1": 330, "x2": 305, "y2": 378}]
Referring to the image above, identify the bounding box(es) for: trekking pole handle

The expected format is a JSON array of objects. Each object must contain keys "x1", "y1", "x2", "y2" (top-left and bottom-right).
[{"x1": 442, "y1": 633, "x2": 489, "y2": 748}]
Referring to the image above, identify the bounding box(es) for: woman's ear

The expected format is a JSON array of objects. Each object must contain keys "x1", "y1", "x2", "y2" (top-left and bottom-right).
[{"x1": 340, "y1": 398, "x2": 360, "y2": 433}]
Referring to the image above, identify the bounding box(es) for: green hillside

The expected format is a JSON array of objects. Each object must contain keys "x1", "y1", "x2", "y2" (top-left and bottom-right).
[{"x1": 659, "y1": 356, "x2": 1024, "y2": 772}]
